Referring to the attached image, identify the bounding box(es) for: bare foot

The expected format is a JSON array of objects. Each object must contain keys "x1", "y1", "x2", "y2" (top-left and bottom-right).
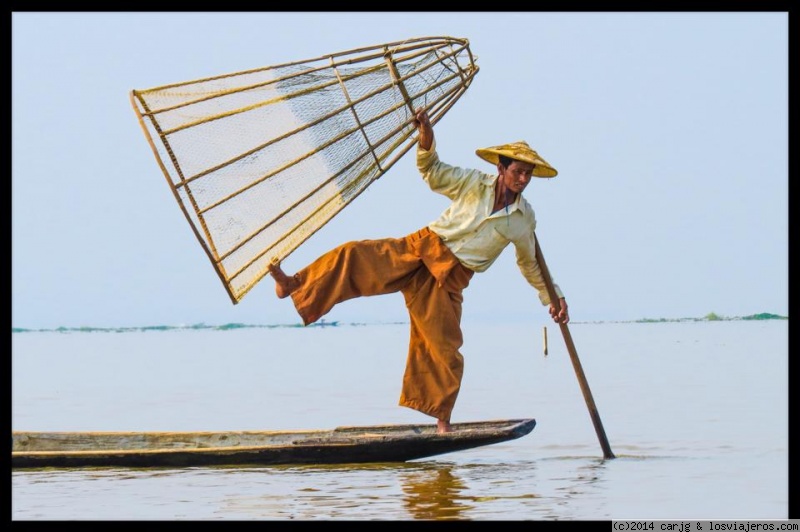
[
  {"x1": 268, "y1": 261, "x2": 300, "y2": 299},
  {"x1": 437, "y1": 420, "x2": 452, "y2": 434}
]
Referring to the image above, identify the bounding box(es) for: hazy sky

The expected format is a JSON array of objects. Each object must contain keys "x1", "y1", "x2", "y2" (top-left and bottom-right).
[{"x1": 11, "y1": 11, "x2": 788, "y2": 329}]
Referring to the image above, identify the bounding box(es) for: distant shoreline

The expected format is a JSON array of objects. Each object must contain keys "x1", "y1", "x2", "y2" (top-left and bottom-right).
[{"x1": 10, "y1": 313, "x2": 788, "y2": 334}]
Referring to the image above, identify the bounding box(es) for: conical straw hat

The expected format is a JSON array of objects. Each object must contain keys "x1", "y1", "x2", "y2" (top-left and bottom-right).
[{"x1": 476, "y1": 141, "x2": 558, "y2": 178}]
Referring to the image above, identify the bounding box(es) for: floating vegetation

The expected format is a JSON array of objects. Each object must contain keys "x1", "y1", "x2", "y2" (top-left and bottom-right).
[{"x1": 741, "y1": 313, "x2": 787, "y2": 321}]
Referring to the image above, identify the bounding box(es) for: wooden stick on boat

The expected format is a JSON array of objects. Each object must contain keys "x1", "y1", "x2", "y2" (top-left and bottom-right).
[
  {"x1": 534, "y1": 232, "x2": 616, "y2": 459},
  {"x1": 543, "y1": 326, "x2": 548, "y2": 356}
]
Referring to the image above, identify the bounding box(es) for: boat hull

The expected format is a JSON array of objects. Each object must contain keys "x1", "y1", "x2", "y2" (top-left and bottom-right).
[{"x1": 12, "y1": 418, "x2": 535, "y2": 469}]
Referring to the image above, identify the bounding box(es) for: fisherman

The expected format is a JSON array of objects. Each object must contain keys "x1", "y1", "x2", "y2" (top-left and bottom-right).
[{"x1": 269, "y1": 108, "x2": 569, "y2": 433}]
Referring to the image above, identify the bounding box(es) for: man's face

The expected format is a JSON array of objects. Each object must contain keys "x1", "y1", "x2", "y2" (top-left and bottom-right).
[{"x1": 499, "y1": 160, "x2": 536, "y2": 194}]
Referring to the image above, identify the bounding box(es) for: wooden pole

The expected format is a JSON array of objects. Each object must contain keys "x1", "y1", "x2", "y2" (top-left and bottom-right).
[{"x1": 534, "y1": 232, "x2": 616, "y2": 459}]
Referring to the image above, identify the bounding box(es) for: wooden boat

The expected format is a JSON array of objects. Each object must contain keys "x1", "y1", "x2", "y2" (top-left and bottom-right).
[{"x1": 12, "y1": 418, "x2": 535, "y2": 469}]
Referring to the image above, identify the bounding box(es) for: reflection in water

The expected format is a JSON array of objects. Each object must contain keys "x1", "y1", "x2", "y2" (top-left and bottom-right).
[{"x1": 400, "y1": 465, "x2": 472, "y2": 520}]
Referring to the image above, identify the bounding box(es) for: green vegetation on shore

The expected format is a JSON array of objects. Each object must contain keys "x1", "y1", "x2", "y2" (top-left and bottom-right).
[{"x1": 631, "y1": 312, "x2": 787, "y2": 324}]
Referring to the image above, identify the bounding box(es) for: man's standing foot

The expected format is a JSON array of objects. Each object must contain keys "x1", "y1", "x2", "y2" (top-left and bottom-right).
[{"x1": 437, "y1": 419, "x2": 452, "y2": 434}]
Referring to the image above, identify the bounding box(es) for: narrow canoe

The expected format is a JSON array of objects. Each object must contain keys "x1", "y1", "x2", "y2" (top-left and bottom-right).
[{"x1": 12, "y1": 418, "x2": 536, "y2": 469}]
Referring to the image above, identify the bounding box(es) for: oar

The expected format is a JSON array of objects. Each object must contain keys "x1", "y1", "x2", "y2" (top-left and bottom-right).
[{"x1": 534, "y1": 232, "x2": 616, "y2": 459}]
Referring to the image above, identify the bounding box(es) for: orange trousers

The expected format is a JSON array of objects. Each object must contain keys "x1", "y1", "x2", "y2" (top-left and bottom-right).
[{"x1": 290, "y1": 227, "x2": 474, "y2": 421}]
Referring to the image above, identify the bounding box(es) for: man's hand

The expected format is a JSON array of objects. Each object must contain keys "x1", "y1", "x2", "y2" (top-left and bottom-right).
[
  {"x1": 413, "y1": 108, "x2": 434, "y2": 151},
  {"x1": 549, "y1": 297, "x2": 569, "y2": 324}
]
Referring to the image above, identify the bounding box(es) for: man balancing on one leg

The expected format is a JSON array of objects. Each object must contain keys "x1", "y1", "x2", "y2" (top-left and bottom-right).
[{"x1": 269, "y1": 108, "x2": 569, "y2": 434}]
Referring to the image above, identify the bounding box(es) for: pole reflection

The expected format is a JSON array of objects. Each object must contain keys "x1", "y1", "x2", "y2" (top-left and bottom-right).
[{"x1": 400, "y1": 464, "x2": 472, "y2": 520}]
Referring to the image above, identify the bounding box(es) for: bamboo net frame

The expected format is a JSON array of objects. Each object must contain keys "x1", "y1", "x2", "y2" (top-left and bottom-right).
[{"x1": 130, "y1": 36, "x2": 479, "y2": 304}]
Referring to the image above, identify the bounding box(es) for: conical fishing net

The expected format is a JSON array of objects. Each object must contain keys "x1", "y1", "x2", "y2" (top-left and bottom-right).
[{"x1": 131, "y1": 36, "x2": 478, "y2": 303}]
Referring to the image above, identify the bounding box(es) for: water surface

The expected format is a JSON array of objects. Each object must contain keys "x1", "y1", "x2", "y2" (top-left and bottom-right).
[{"x1": 12, "y1": 320, "x2": 789, "y2": 520}]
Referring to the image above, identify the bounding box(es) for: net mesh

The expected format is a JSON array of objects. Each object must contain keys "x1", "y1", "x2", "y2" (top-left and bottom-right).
[{"x1": 130, "y1": 36, "x2": 479, "y2": 304}]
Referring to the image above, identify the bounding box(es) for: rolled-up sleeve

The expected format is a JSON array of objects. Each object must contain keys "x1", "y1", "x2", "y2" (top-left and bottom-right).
[
  {"x1": 416, "y1": 138, "x2": 439, "y2": 174},
  {"x1": 514, "y1": 226, "x2": 564, "y2": 306},
  {"x1": 417, "y1": 139, "x2": 477, "y2": 200}
]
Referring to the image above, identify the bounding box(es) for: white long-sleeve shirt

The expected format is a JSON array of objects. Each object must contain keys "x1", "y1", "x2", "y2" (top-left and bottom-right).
[{"x1": 417, "y1": 140, "x2": 564, "y2": 306}]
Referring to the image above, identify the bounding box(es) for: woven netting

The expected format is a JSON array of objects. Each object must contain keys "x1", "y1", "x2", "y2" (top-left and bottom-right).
[{"x1": 130, "y1": 36, "x2": 478, "y2": 303}]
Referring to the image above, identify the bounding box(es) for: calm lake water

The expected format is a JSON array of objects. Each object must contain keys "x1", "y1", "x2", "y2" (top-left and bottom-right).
[{"x1": 11, "y1": 319, "x2": 790, "y2": 520}]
